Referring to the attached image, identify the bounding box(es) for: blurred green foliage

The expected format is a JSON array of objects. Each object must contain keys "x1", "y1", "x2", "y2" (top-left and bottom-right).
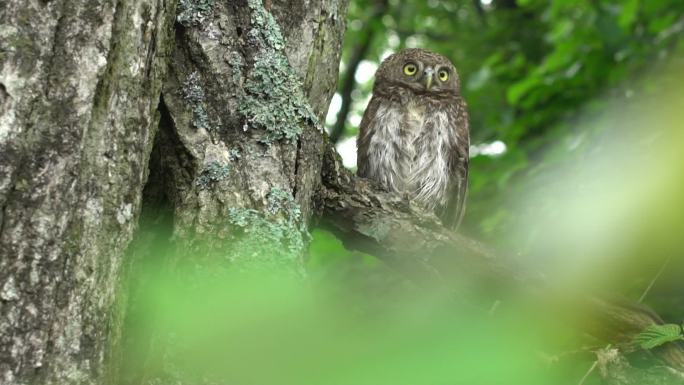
[
  {"x1": 325, "y1": 0, "x2": 684, "y2": 293},
  {"x1": 310, "y1": 2, "x2": 684, "y2": 381},
  {"x1": 120, "y1": 258, "x2": 591, "y2": 385},
  {"x1": 121, "y1": 2, "x2": 684, "y2": 384},
  {"x1": 331, "y1": 0, "x2": 684, "y2": 241}
]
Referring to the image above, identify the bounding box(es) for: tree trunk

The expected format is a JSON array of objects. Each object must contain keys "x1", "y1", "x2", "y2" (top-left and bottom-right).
[
  {"x1": 156, "y1": 0, "x2": 348, "y2": 272},
  {"x1": 0, "y1": 0, "x2": 176, "y2": 383},
  {"x1": 2, "y1": 0, "x2": 683, "y2": 384},
  {"x1": 1, "y1": 0, "x2": 348, "y2": 383}
]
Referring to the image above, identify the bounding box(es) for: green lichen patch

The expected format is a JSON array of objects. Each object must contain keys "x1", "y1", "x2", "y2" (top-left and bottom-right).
[
  {"x1": 266, "y1": 186, "x2": 300, "y2": 219},
  {"x1": 239, "y1": 52, "x2": 317, "y2": 144},
  {"x1": 176, "y1": 0, "x2": 214, "y2": 27},
  {"x1": 180, "y1": 72, "x2": 211, "y2": 131},
  {"x1": 195, "y1": 161, "x2": 230, "y2": 189},
  {"x1": 228, "y1": 148, "x2": 241, "y2": 161},
  {"x1": 238, "y1": 0, "x2": 318, "y2": 145},
  {"x1": 181, "y1": 72, "x2": 205, "y2": 102},
  {"x1": 227, "y1": 51, "x2": 244, "y2": 85},
  {"x1": 246, "y1": 0, "x2": 285, "y2": 51},
  {"x1": 227, "y1": 187, "x2": 308, "y2": 274}
]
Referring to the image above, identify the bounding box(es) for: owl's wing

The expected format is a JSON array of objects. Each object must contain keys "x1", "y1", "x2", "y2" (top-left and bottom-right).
[
  {"x1": 356, "y1": 95, "x2": 382, "y2": 177},
  {"x1": 442, "y1": 99, "x2": 470, "y2": 230}
]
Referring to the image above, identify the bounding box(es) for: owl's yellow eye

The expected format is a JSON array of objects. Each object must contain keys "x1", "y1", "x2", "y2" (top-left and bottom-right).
[
  {"x1": 403, "y1": 64, "x2": 417, "y2": 76},
  {"x1": 438, "y1": 70, "x2": 449, "y2": 82}
]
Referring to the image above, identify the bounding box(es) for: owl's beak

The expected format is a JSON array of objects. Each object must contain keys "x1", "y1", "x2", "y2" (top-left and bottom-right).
[{"x1": 423, "y1": 68, "x2": 434, "y2": 90}]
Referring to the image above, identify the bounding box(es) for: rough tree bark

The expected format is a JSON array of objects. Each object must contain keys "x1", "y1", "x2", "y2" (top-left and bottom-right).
[
  {"x1": 1, "y1": 1, "x2": 683, "y2": 385},
  {"x1": 154, "y1": 0, "x2": 348, "y2": 273},
  {"x1": 1, "y1": 0, "x2": 349, "y2": 383},
  {"x1": 0, "y1": 0, "x2": 176, "y2": 383}
]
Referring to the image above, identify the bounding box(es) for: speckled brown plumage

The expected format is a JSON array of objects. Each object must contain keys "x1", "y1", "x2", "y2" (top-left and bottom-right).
[{"x1": 357, "y1": 48, "x2": 469, "y2": 229}]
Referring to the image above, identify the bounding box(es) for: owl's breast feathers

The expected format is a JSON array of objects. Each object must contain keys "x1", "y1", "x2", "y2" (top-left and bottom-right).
[{"x1": 357, "y1": 92, "x2": 469, "y2": 228}]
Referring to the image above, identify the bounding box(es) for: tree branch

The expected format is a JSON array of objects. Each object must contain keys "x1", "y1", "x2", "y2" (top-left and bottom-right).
[
  {"x1": 318, "y1": 137, "x2": 538, "y2": 289},
  {"x1": 316, "y1": 139, "x2": 684, "y2": 372}
]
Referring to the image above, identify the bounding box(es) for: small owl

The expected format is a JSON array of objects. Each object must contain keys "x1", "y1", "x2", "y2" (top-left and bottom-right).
[{"x1": 357, "y1": 48, "x2": 469, "y2": 229}]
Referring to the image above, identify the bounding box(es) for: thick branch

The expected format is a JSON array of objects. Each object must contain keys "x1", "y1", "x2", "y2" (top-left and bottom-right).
[
  {"x1": 317, "y1": 140, "x2": 684, "y2": 372},
  {"x1": 318, "y1": 139, "x2": 528, "y2": 289}
]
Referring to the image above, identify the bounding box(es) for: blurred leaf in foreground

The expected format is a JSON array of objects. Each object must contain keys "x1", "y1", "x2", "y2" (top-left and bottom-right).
[{"x1": 634, "y1": 324, "x2": 683, "y2": 350}]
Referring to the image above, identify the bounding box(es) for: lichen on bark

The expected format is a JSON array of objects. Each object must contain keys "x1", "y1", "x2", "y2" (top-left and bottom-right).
[
  {"x1": 180, "y1": 71, "x2": 211, "y2": 131},
  {"x1": 238, "y1": 0, "x2": 319, "y2": 144},
  {"x1": 0, "y1": 0, "x2": 177, "y2": 383},
  {"x1": 176, "y1": 0, "x2": 214, "y2": 27},
  {"x1": 227, "y1": 187, "x2": 308, "y2": 276},
  {"x1": 195, "y1": 160, "x2": 230, "y2": 189}
]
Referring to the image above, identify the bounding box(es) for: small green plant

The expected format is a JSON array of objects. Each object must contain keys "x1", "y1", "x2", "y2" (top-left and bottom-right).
[{"x1": 633, "y1": 323, "x2": 684, "y2": 350}]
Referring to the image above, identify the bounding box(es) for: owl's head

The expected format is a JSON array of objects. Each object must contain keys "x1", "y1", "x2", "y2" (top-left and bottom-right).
[{"x1": 374, "y1": 48, "x2": 461, "y2": 96}]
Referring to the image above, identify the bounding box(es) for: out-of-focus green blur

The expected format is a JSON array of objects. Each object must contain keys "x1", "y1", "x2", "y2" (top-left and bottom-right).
[
  {"x1": 120, "y1": 70, "x2": 684, "y2": 384},
  {"x1": 119, "y1": 1, "x2": 684, "y2": 384},
  {"x1": 122, "y1": 267, "x2": 560, "y2": 385},
  {"x1": 325, "y1": 0, "x2": 684, "y2": 323}
]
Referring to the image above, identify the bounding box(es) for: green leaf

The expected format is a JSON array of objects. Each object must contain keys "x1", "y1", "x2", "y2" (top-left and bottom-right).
[
  {"x1": 507, "y1": 76, "x2": 541, "y2": 106},
  {"x1": 618, "y1": 0, "x2": 640, "y2": 30},
  {"x1": 633, "y1": 324, "x2": 683, "y2": 350}
]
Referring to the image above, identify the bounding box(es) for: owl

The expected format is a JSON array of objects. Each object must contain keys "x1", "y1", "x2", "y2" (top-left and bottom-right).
[{"x1": 357, "y1": 48, "x2": 469, "y2": 229}]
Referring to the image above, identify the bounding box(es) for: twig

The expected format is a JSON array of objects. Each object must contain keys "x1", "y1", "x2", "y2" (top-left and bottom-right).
[{"x1": 639, "y1": 256, "x2": 672, "y2": 303}]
